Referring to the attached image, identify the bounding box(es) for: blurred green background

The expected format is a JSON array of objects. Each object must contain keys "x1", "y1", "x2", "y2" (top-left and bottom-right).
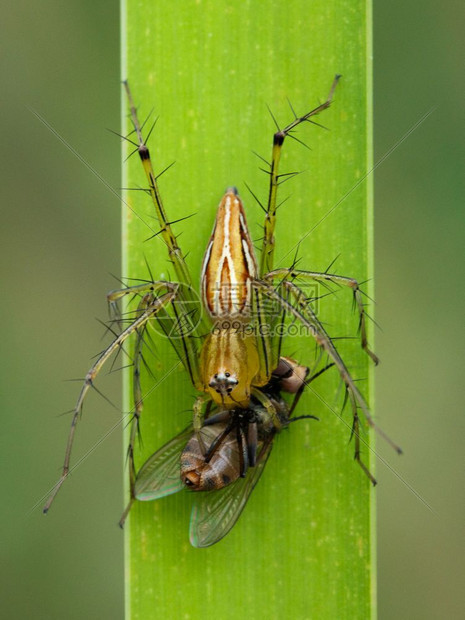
[{"x1": 1, "y1": 1, "x2": 463, "y2": 619}]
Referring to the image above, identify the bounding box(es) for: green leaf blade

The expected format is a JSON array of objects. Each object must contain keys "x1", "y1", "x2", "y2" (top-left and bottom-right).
[{"x1": 123, "y1": 1, "x2": 375, "y2": 618}]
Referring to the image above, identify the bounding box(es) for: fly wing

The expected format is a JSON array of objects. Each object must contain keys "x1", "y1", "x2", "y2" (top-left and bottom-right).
[
  {"x1": 135, "y1": 426, "x2": 192, "y2": 500},
  {"x1": 189, "y1": 436, "x2": 274, "y2": 548}
]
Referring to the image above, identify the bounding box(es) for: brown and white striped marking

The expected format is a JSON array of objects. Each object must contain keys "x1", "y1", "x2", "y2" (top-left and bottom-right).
[{"x1": 201, "y1": 189, "x2": 257, "y2": 318}]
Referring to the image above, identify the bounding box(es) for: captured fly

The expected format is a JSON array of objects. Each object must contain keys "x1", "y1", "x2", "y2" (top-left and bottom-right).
[{"x1": 134, "y1": 357, "x2": 327, "y2": 547}]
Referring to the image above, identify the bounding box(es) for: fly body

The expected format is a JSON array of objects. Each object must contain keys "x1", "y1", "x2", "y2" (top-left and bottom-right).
[
  {"x1": 135, "y1": 356, "x2": 316, "y2": 547},
  {"x1": 181, "y1": 420, "x2": 245, "y2": 491}
]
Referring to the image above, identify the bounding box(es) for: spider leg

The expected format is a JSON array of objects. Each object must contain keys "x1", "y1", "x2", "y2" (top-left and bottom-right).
[
  {"x1": 123, "y1": 82, "x2": 196, "y2": 302},
  {"x1": 119, "y1": 287, "x2": 204, "y2": 526},
  {"x1": 131, "y1": 299, "x2": 150, "y2": 428},
  {"x1": 264, "y1": 268, "x2": 379, "y2": 364},
  {"x1": 123, "y1": 82, "x2": 211, "y2": 357},
  {"x1": 107, "y1": 280, "x2": 171, "y2": 315},
  {"x1": 259, "y1": 76, "x2": 340, "y2": 276},
  {"x1": 119, "y1": 498, "x2": 135, "y2": 529},
  {"x1": 252, "y1": 286, "x2": 276, "y2": 386},
  {"x1": 253, "y1": 279, "x2": 402, "y2": 456},
  {"x1": 193, "y1": 395, "x2": 211, "y2": 454},
  {"x1": 120, "y1": 294, "x2": 157, "y2": 526},
  {"x1": 352, "y1": 410, "x2": 377, "y2": 485},
  {"x1": 43, "y1": 289, "x2": 178, "y2": 513},
  {"x1": 251, "y1": 387, "x2": 283, "y2": 430},
  {"x1": 108, "y1": 281, "x2": 202, "y2": 388}
]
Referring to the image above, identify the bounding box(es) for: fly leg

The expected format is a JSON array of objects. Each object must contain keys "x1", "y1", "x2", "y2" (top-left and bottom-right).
[
  {"x1": 236, "y1": 424, "x2": 249, "y2": 477},
  {"x1": 247, "y1": 421, "x2": 258, "y2": 467},
  {"x1": 271, "y1": 356, "x2": 333, "y2": 416},
  {"x1": 203, "y1": 418, "x2": 235, "y2": 463},
  {"x1": 258, "y1": 76, "x2": 340, "y2": 276},
  {"x1": 43, "y1": 290, "x2": 178, "y2": 513},
  {"x1": 287, "y1": 362, "x2": 335, "y2": 417}
]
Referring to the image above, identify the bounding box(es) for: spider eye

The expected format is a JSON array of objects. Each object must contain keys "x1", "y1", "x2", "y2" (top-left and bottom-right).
[{"x1": 225, "y1": 372, "x2": 230, "y2": 377}]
